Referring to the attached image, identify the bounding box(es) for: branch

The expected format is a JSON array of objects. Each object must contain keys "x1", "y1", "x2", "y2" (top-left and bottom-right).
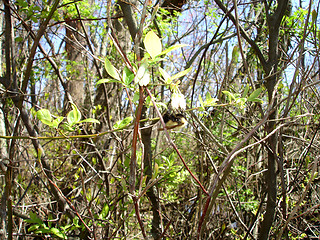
[
  {"x1": 198, "y1": 98, "x2": 277, "y2": 238},
  {"x1": 213, "y1": 0, "x2": 267, "y2": 67},
  {"x1": 18, "y1": 0, "x2": 60, "y2": 108},
  {"x1": 118, "y1": 0, "x2": 139, "y2": 40}
]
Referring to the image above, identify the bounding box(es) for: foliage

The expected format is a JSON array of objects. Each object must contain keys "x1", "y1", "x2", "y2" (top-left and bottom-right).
[{"x1": 36, "y1": 103, "x2": 99, "y2": 132}]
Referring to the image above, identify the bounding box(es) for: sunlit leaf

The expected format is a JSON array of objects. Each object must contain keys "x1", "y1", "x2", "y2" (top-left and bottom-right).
[
  {"x1": 36, "y1": 109, "x2": 53, "y2": 126},
  {"x1": 144, "y1": 31, "x2": 162, "y2": 59},
  {"x1": 67, "y1": 103, "x2": 81, "y2": 126},
  {"x1": 49, "y1": 228, "x2": 66, "y2": 239},
  {"x1": 139, "y1": 70, "x2": 150, "y2": 86},
  {"x1": 250, "y1": 98, "x2": 263, "y2": 103},
  {"x1": 100, "y1": 203, "x2": 109, "y2": 219},
  {"x1": 152, "y1": 162, "x2": 159, "y2": 180},
  {"x1": 52, "y1": 116, "x2": 64, "y2": 129},
  {"x1": 160, "y1": 44, "x2": 188, "y2": 56},
  {"x1": 135, "y1": 61, "x2": 150, "y2": 86},
  {"x1": 203, "y1": 93, "x2": 218, "y2": 106},
  {"x1": 113, "y1": 116, "x2": 133, "y2": 129},
  {"x1": 96, "y1": 78, "x2": 122, "y2": 85},
  {"x1": 104, "y1": 58, "x2": 121, "y2": 80},
  {"x1": 28, "y1": 225, "x2": 40, "y2": 232},
  {"x1": 159, "y1": 67, "x2": 171, "y2": 84},
  {"x1": 170, "y1": 67, "x2": 192, "y2": 80},
  {"x1": 141, "y1": 175, "x2": 147, "y2": 187},
  {"x1": 78, "y1": 118, "x2": 100, "y2": 124},
  {"x1": 155, "y1": 102, "x2": 167, "y2": 110},
  {"x1": 222, "y1": 91, "x2": 236, "y2": 103}
]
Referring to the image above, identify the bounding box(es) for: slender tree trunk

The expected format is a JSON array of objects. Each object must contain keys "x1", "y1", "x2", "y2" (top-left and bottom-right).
[
  {"x1": 64, "y1": 17, "x2": 86, "y2": 108},
  {"x1": 141, "y1": 106, "x2": 161, "y2": 239},
  {"x1": 259, "y1": 1, "x2": 289, "y2": 238}
]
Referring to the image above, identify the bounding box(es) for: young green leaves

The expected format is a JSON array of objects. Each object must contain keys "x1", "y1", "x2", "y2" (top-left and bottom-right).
[
  {"x1": 222, "y1": 85, "x2": 263, "y2": 109},
  {"x1": 98, "y1": 30, "x2": 189, "y2": 88},
  {"x1": 36, "y1": 103, "x2": 99, "y2": 132}
]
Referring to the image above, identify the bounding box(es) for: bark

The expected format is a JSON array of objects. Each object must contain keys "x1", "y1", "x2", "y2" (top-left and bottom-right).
[
  {"x1": 259, "y1": 0, "x2": 289, "y2": 239},
  {"x1": 64, "y1": 17, "x2": 86, "y2": 108},
  {"x1": 141, "y1": 107, "x2": 161, "y2": 239}
]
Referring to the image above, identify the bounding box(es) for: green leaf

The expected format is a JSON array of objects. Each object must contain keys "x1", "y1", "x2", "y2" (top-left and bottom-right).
[
  {"x1": 124, "y1": 155, "x2": 130, "y2": 168},
  {"x1": 100, "y1": 203, "x2": 110, "y2": 219},
  {"x1": 170, "y1": 67, "x2": 192, "y2": 81},
  {"x1": 312, "y1": 9, "x2": 317, "y2": 25},
  {"x1": 52, "y1": 116, "x2": 64, "y2": 129},
  {"x1": 78, "y1": 118, "x2": 100, "y2": 124},
  {"x1": 243, "y1": 84, "x2": 249, "y2": 97},
  {"x1": 28, "y1": 225, "x2": 39, "y2": 232},
  {"x1": 232, "y1": 45, "x2": 239, "y2": 63},
  {"x1": 250, "y1": 98, "x2": 263, "y2": 103},
  {"x1": 26, "y1": 212, "x2": 44, "y2": 225},
  {"x1": 152, "y1": 162, "x2": 159, "y2": 180},
  {"x1": 155, "y1": 102, "x2": 167, "y2": 110},
  {"x1": 144, "y1": 31, "x2": 162, "y2": 59},
  {"x1": 247, "y1": 88, "x2": 262, "y2": 101},
  {"x1": 222, "y1": 91, "x2": 236, "y2": 102},
  {"x1": 96, "y1": 78, "x2": 122, "y2": 85},
  {"x1": 35, "y1": 227, "x2": 50, "y2": 234},
  {"x1": 159, "y1": 44, "x2": 188, "y2": 56},
  {"x1": 113, "y1": 116, "x2": 133, "y2": 129},
  {"x1": 236, "y1": 97, "x2": 247, "y2": 107},
  {"x1": 67, "y1": 103, "x2": 81, "y2": 126},
  {"x1": 50, "y1": 227, "x2": 67, "y2": 239},
  {"x1": 150, "y1": 4, "x2": 159, "y2": 22},
  {"x1": 141, "y1": 175, "x2": 147, "y2": 187},
  {"x1": 121, "y1": 177, "x2": 127, "y2": 192},
  {"x1": 159, "y1": 67, "x2": 171, "y2": 83},
  {"x1": 199, "y1": 95, "x2": 205, "y2": 111},
  {"x1": 73, "y1": 217, "x2": 80, "y2": 227},
  {"x1": 203, "y1": 93, "x2": 218, "y2": 107},
  {"x1": 61, "y1": 123, "x2": 75, "y2": 132},
  {"x1": 36, "y1": 109, "x2": 52, "y2": 126},
  {"x1": 133, "y1": 92, "x2": 140, "y2": 103},
  {"x1": 15, "y1": 37, "x2": 24, "y2": 42},
  {"x1": 122, "y1": 67, "x2": 134, "y2": 86},
  {"x1": 105, "y1": 58, "x2": 121, "y2": 80}
]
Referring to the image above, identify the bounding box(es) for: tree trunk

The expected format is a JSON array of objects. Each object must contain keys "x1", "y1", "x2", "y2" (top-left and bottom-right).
[
  {"x1": 259, "y1": 1, "x2": 289, "y2": 238},
  {"x1": 64, "y1": 17, "x2": 86, "y2": 108}
]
